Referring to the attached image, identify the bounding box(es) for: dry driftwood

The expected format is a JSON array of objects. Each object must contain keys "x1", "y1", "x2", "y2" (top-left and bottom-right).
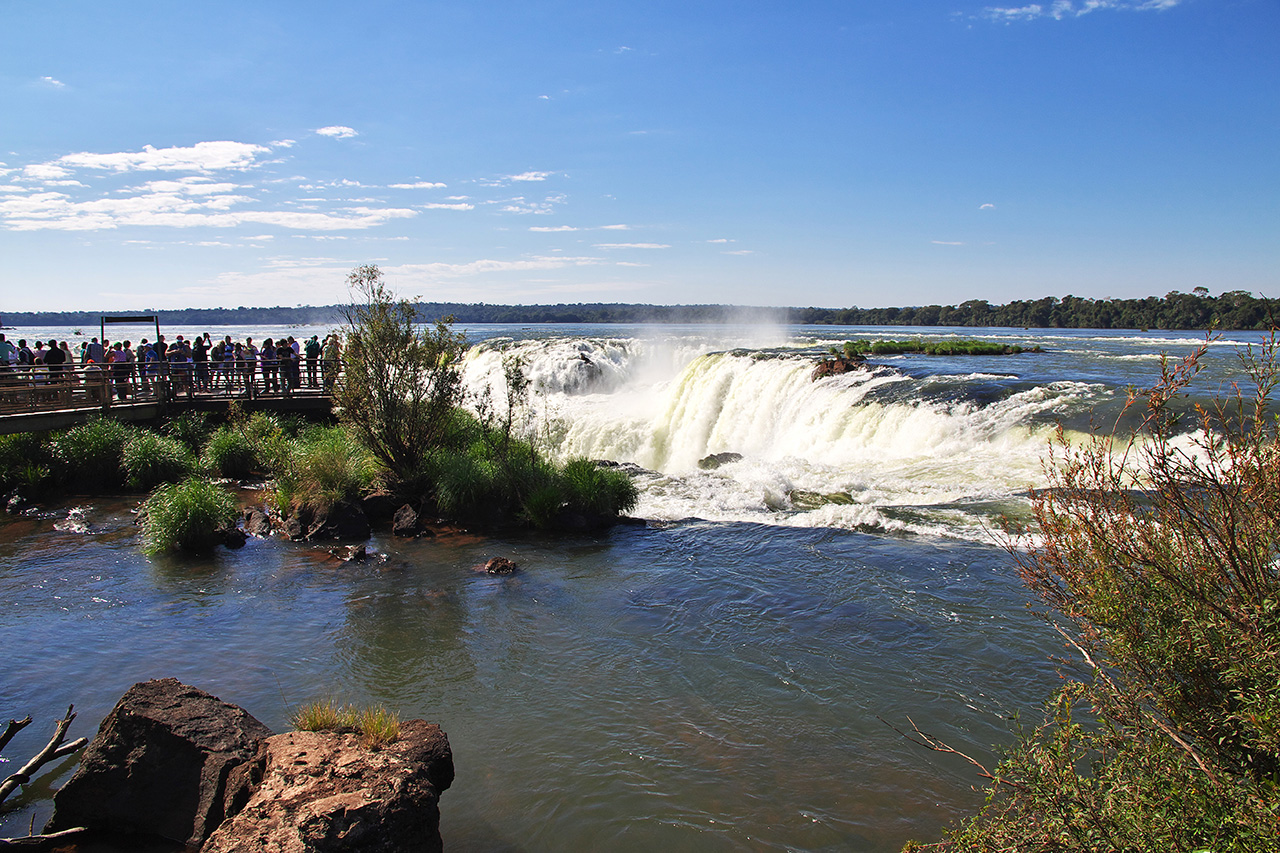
[{"x1": 0, "y1": 706, "x2": 88, "y2": 848}]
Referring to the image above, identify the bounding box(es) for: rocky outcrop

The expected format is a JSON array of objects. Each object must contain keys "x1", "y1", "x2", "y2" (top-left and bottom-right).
[
  {"x1": 697, "y1": 452, "x2": 743, "y2": 471},
  {"x1": 201, "y1": 721, "x2": 454, "y2": 853},
  {"x1": 45, "y1": 678, "x2": 272, "y2": 848},
  {"x1": 45, "y1": 680, "x2": 454, "y2": 853},
  {"x1": 811, "y1": 355, "x2": 865, "y2": 380},
  {"x1": 282, "y1": 501, "x2": 372, "y2": 542}
]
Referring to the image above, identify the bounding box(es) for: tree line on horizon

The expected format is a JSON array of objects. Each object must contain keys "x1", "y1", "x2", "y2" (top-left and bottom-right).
[{"x1": 5, "y1": 288, "x2": 1274, "y2": 331}]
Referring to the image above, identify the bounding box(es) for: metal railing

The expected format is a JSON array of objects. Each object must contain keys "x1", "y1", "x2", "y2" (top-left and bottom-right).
[{"x1": 0, "y1": 358, "x2": 344, "y2": 417}]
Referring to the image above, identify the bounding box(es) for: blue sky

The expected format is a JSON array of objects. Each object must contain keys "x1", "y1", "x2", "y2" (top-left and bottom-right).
[{"x1": 1, "y1": 0, "x2": 1276, "y2": 311}]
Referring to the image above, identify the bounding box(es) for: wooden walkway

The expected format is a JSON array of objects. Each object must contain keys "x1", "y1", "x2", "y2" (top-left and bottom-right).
[{"x1": 0, "y1": 362, "x2": 340, "y2": 434}]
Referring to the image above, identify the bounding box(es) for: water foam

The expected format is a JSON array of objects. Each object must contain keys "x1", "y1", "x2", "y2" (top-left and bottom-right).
[{"x1": 462, "y1": 335, "x2": 1104, "y2": 539}]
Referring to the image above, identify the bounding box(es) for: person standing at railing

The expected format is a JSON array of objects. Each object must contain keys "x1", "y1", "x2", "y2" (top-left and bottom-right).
[
  {"x1": 304, "y1": 335, "x2": 321, "y2": 387},
  {"x1": 0, "y1": 334, "x2": 14, "y2": 374},
  {"x1": 322, "y1": 334, "x2": 341, "y2": 392},
  {"x1": 242, "y1": 338, "x2": 258, "y2": 395},
  {"x1": 84, "y1": 337, "x2": 105, "y2": 365},
  {"x1": 109, "y1": 342, "x2": 129, "y2": 401},
  {"x1": 261, "y1": 337, "x2": 278, "y2": 392},
  {"x1": 193, "y1": 333, "x2": 211, "y2": 392},
  {"x1": 43, "y1": 340, "x2": 66, "y2": 383}
]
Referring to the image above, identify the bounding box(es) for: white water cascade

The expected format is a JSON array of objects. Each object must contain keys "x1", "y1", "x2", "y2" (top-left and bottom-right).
[{"x1": 462, "y1": 335, "x2": 1104, "y2": 539}]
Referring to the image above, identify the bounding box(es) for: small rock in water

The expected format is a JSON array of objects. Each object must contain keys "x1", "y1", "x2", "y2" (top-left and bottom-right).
[
  {"x1": 329, "y1": 544, "x2": 368, "y2": 562},
  {"x1": 698, "y1": 452, "x2": 743, "y2": 470},
  {"x1": 483, "y1": 557, "x2": 518, "y2": 575}
]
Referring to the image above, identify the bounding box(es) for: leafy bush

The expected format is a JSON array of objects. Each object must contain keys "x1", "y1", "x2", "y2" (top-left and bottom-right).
[
  {"x1": 122, "y1": 430, "x2": 196, "y2": 490},
  {"x1": 917, "y1": 338, "x2": 1280, "y2": 851},
  {"x1": 139, "y1": 476, "x2": 239, "y2": 554},
  {"x1": 48, "y1": 418, "x2": 130, "y2": 492},
  {"x1": 201, "y1": 426, "x2": 259, "y2": 479}
]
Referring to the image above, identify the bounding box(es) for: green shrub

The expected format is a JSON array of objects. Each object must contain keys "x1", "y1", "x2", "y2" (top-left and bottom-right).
[
  {"x1": 201, "y1": 426, "x2": 259, "y2": 479},
  {"x1": 292, "y1": 426, "x2": 378, "y2": 508},
  {"x1": 162, "y1": 411, "x2": 212, "y2": 452},
  {"x1": 560, "y1": 458, "x2": 639, "y2": 518},
  {"x1": 0, "y1": 433, "x2": 51, "y2": 495},
  {"x1": 122, "y1": 430, "x2": 195, "y2": 490},
  {"x1": 140, "y1": 476, "x2": 239, "y2": 554},
  {"x1": 48, "y1": 418, "x2": 130, "y2": 492},
  {"x1": 917, "y1": 339, "x2": 1280, "y2": 851}
]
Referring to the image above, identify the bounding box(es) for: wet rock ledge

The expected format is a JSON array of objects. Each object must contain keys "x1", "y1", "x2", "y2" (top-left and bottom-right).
[{"x1": 45, "y1": 678, "x2": 453, "y2": 853}]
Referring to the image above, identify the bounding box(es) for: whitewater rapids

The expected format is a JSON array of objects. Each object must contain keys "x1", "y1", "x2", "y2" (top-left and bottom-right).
[{"x1": 461, "y1": 333, "x2": 1106, "y2": 540}]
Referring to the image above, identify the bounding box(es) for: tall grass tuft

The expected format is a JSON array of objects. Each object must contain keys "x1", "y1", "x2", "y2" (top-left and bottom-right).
[
  {"x1": 201, "y1": 426, "x2": 259, "y2": 479},
  {"x1": 122, "y1": 430, "x2": 196, "y2": 490},
  {"x1": 293, "y1": 426, "x2": 378, "y2": 508},
  {"x1": 139, "y1": 476, "x2": 239, "y2": 554},
  {"x1": 48, "y1": 418, "x2": 130, "y2": 492},
  {"x1": 163, "y1": 412, "x2": 212, "y2": 452},
  {"x1": 0, "y1": 433, "x2": 51, "y2": 496},
  {"x1": 291, "y1": 700, "x2": 401, "y2": 749}
]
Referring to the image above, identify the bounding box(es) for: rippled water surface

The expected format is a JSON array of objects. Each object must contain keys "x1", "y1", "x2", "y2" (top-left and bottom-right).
[{"x1": 1, "y1": 500, "x2": 1056, "y2": 851}]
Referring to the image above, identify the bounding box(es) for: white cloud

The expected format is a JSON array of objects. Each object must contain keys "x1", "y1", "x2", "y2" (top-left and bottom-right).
[
  {"x1": 507, "y1": 171, "x2": 552, "y2": 182},
  {"x1": 39, "y1": 76, "x2": 66, "y2": 88},
  {"x1": 0, "y1": 185, "x2": 30, "y2": 194},
  {"x1": 387, "y1": 256, "x2": 604, "y2": 279},
  {"x1": 530, "y1": 225, "x2": 578, "y2": 232},
  {"x1": 24, "y1": 163, "x2": 72, "y2": 180},
  {"x1": 982, "y1": 0, "x2": 1181, "y2": 21},
  {"x1": 419, "y1": 202, "x2": 475, "y2": 210},
  {"x1": 979, "y1": 203, "x2": 996, "y2": 210},
  {"x1": 723, "y1": 250, "x2": 754, "y2": 255},
  {"x1": 706, "y1": 237, "x2": 734, "y2": 243},
  {"x1": 315, "y1": 126, "x2": 358, "y2": 138},
  {"x1": 389, "y1": 181, "x2": 447, "y2": 189},
  {"x1": 0, "y1": 187, "x2": 416, "y2": 232},
  {"x1": 932, "y1": 240, "x2": 965, "y2": 246},
  {"x1": 270, "y1": 139, "x2": 297, "y2": 148},
  {"x1": 598, "y1": 224, "x2": 630, "y2": 231},
  {"x1": 57, "y1": 141, "x2": 269, "y2": 173},
  {"x1": 594, "y1": 242, "x2": 670, "y2": 250}
]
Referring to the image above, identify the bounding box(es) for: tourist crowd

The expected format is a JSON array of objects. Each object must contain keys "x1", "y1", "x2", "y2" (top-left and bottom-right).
[{"x1": 0, "y1": 331, "x2": 342, "y2": 401}]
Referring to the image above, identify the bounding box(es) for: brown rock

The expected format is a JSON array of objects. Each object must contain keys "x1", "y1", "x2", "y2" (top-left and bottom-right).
[
  {"x1": 483, "y1": 557, "x2": 518, "y2": 575},
  {"x1": 244, "y1": 507, "x2": 273, "y2": 537},
  {"x1": 201, "y1": 720, "x2": 453, "y2": 853},
  {"x1": 45, "y1": 678, "x2": 272, "y2": 847},
  {"x1": 391, "y1": 504, "x2": 423, "y2": 537},
  {"x1": 306, "y1": 500, "x2": 371, "y2": 541}
]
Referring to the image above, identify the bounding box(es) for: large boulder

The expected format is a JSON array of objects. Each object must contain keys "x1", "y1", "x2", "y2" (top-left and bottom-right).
[
  {"x1": 45, "y1": 678, "x2": 272, "y2": 847},
  {"x1": 201, "y1": 720, "x2": 454, "y2": 853}
]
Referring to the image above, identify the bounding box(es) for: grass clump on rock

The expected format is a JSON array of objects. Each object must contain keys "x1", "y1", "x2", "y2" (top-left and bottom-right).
[
  {"x1": 292, "y1": 700, "x2": 401, "y2": 749},
  {"x1": 139, "y1": 476, "x2": 239, "y2": 554}
]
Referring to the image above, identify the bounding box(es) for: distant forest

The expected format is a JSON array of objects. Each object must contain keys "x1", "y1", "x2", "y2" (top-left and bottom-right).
[{"x1": 5, "y1": 289, "x2": 1276, "y2": 331}]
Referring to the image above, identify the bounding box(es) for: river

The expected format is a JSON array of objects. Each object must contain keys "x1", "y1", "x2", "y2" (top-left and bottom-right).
[{"x1": 0, "y1": 323, "x2": 1263, "y2": 851}]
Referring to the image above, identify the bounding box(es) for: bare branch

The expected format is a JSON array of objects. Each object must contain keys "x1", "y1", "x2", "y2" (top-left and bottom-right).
[
  {"x1": 0, "y1": 706, "x2": 85, "y2": 807},
  {"x1": 0, "y1": 718, "x2": 32, "y2": 754}
]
